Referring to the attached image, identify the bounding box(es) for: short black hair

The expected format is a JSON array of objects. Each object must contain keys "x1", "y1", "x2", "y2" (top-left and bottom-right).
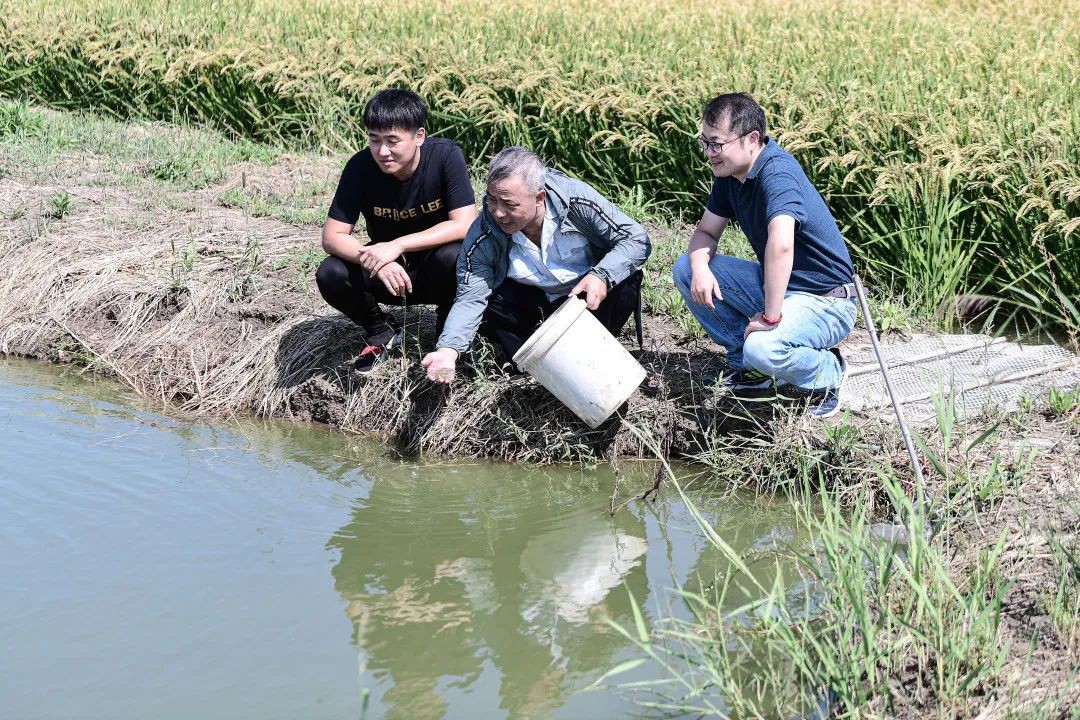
[
  {"x1": 362, "y1": 88, "x2": 428, "y2": 133},
  {"x1": 702, "y1": 93, "x2": 766, "y2": 141}
]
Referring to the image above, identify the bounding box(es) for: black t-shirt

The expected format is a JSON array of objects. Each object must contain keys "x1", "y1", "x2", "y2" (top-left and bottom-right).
[{"x1": 327, "y1": 137, "x2": 475, "y2": 263}]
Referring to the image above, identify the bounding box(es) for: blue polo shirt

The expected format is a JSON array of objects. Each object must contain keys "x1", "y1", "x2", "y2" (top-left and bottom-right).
[{"x1": 706, "y1": 137, "x2": 854, "y2": 294}]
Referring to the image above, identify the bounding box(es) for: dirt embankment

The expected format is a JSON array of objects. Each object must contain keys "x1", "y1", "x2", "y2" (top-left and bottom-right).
[
  {"x1": 1, "y1": 118, "x2": 1075, "y2": 466},
  {"x1": 0, "y1": 122, "x2": 826, "y2": 463}
]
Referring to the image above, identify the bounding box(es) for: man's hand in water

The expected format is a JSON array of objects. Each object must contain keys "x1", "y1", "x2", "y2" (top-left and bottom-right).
[{"x1": 422, "y1": 348, "x2": 458, "y2": 384}]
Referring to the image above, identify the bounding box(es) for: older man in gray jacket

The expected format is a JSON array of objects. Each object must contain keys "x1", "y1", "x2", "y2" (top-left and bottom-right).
[{"x1": 423, "y1": 146, "x2": 651, "y2": 383}]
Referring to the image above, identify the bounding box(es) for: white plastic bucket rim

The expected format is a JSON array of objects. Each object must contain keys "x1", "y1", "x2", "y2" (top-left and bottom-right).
[{"x1": 512, "y1": 296, "x2": 587, "y2": 370}]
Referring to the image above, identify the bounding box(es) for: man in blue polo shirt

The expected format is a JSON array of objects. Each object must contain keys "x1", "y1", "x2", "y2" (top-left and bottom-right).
[{"x1": 673, "y1": 93, "x2": 857, "y2": 417}]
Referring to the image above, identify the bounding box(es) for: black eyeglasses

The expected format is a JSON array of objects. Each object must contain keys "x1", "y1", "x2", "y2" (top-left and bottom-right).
[{"x1": 697, "y1": 132, "x2": 748, "y2": 154}]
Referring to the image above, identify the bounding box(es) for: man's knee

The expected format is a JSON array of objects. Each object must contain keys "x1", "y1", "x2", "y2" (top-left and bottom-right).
[
  {"x1": 430, "y1": 241, "x2": 462, "y2": 274},
  {"x1": 483, "y1": 281, "x2": 518, "y2": 323},
  {"x1": 672, "y1": 253, "x2": 693, "y2": 291},
  {"x1": 422, "y1": 242, "x2": 463, "y2": 302},
  {"x1": 486, "y1": 280, "x2": 545, "y2": 326},
  {"x1": 743, "y1": 332, "x2": 790, "y2": 375},
  {"x1": 315, "y1": 255, "x2": 349, "y2": 293}
]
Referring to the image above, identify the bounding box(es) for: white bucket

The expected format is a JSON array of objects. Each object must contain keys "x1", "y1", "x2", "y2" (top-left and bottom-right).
[{"x1": 513, "y1": 297, "x2": 646, "y2": 428}]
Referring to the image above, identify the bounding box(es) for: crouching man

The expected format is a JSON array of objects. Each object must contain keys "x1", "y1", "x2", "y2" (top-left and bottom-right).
[
  {"x1": 315, "y1": 88, "x2": 477, "y2": 372},
  {"x1": 673, "y1": 93, "x2": 857, "y2": 417},
  {"x1": 422, "y1": 146, "x2": 651, "y2": 383}
]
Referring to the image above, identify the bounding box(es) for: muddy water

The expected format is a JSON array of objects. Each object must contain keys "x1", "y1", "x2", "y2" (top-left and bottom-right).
[{"x1": 0, "y1": 358, "x2": 810, "y2": 719}]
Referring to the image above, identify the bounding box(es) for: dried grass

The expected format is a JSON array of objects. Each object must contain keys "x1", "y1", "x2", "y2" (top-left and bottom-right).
[{"x1": 0, "y1": 167, "x2": 781, "y2": 463}]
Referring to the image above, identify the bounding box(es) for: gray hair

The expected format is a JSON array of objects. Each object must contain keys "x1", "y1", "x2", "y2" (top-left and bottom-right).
[{"x1": 486, "y1": 146, "x2": 546, "y2": 193}]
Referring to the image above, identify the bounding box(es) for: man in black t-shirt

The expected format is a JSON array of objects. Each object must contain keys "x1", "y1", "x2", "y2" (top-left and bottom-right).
[{"x1": 315, "y1": 89, "x2": 477, "y2": 372}]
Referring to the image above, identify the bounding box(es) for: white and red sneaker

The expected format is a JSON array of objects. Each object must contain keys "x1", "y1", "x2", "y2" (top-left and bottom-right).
[{"x1": 352, "y1": 327, "x2": 403, "y2": 374}]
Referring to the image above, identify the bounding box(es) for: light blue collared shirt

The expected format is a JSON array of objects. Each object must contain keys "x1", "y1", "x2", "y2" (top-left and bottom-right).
[{"x1": 507, "y1": 201, "x2": 595, "y2": 301}]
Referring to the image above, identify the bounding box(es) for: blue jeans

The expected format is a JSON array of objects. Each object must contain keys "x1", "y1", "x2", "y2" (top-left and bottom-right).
[{"x1": 672, "y1": 253, "x2": 858, "y2": 390}]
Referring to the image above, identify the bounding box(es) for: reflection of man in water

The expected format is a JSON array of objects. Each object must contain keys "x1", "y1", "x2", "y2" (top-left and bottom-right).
[
  {"x1": 520, "y1": 523, "x2": 647, "y2": 626},
  {"x1": 326, "y1": 471, "x2": 651, "y2": 719}
]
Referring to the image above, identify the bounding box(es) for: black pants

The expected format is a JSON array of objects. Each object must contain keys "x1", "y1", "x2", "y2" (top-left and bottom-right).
[
  {"x1": 315, "y1": 243, "x2": 461, "y2": 345},
  {"x1": 482, "y1": 271, "x2": 643, "y2": 363}
]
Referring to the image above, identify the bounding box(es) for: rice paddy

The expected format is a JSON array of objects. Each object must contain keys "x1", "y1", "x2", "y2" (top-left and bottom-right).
[{"x1": 1, "y1": 0, "x2": 1077, "y2": 331}]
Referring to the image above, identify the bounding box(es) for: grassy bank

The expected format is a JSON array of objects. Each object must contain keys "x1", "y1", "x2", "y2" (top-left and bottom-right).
[
  {"x1": 0, "y1": 101, "x2": 1069, "y2": 460},
  {"x1": 606, "y1": 393, "x2": 1080, "y2": 717},
  {"x1": 0, "y1": 101, "x2": 849, "y2": 462},
  {"x1": 1, "y1": 0, "x2": 1078, "y2": 332}
]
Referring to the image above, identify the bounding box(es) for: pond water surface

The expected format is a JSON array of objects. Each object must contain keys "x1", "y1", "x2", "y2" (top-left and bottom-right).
[{"x1": 0, "y1": 358, "x2": 810, "y2": 719}]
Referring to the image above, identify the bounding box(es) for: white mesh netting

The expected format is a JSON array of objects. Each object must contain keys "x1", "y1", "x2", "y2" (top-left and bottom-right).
[{"x1": 840, "y1": 333, "x2": 1079, "y2": 424}]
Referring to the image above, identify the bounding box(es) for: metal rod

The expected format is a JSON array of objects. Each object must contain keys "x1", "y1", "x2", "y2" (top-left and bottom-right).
[{"x1": 852, "y1": 274, "x2": 927, "y2": 513}]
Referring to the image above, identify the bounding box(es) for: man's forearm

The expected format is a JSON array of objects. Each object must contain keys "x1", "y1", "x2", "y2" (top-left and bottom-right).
[
  {"x1": 320, "y1": 216, "x2": 472, "y2": 262},
  {"x1": 392, "y1": 218, "x2": 472, "y2": 254},
  {"x1": 762, "y1": 238, "x2": 793, "y2": 318},
  {"x1": 322, "y1": 231, "x2": 365, "y2": 261},
  {"x1": 687, "y1": 229, "x2": 718, "y2": 270}
]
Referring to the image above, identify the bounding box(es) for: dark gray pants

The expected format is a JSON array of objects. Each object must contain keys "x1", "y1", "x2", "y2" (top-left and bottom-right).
[
  {"x1": 315, "y1": 242, "x2": 461, "y2": 345},
  {"x1": 481, "y1": 271, "x2": 643, "y2": 363}
]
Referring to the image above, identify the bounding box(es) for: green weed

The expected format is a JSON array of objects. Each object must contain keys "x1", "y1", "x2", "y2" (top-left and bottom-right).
[
  {"x1": 46, "y1": 190, "x2": 72, "y2": 219},
  {"x1": 616, "y1": 185, "x2": 665, "y2": 224},
  {"x1": 0, "y1": 101, "x2": 44, "y2": 138},
  {"x1": 604, "y1": 454, "x2": 1013, "y2": 717},
  {"x1": 1047, "y1": 536, "x2": 1080, "y2": 656},
  {"x1": 1047, "y1": 387, "x2": 1080, "y2": 417},
  {"x1": 226, "y1": 236, "x2": 263, "y2": 301},
  {"x1": 866, "y1": 294, "x2": 918, "y2": 336},
  {"x1": 169, "y1": 236, "x2": 199, "y2": 288}
]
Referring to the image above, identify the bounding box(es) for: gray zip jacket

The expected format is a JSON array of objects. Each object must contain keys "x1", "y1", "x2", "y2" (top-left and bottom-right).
[{"x1": 437, "y1": 169, "x2": 652, "y2": 354}]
